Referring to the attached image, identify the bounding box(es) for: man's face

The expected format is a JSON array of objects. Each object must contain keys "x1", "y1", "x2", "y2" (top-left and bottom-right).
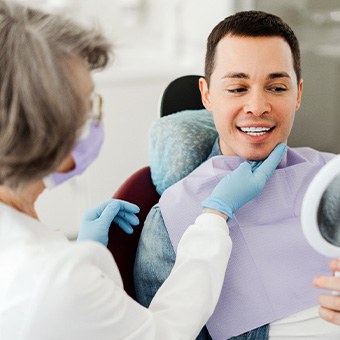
[{"x1": 200, "y1": 35, "x2": 303, "y2": 160}]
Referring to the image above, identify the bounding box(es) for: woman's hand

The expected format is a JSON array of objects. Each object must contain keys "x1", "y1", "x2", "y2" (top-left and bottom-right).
[
  {"x1": 313, "y1": 258, "x2": 340, "y2": 325},
  {"x1": 77, "y1": 199, "x2": 140, "y2": 246},
  {"x1": 202, "y1": 143, "x2": 287, "y2": 219}
]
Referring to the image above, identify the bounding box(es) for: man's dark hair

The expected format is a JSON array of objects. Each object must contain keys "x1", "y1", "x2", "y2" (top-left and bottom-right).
[{"x1": 205, "y1": 10, "x2": 301, "y2": 86}]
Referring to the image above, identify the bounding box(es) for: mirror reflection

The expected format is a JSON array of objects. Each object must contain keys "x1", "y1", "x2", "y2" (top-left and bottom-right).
[{"x1": 317, "y1": 174, "x2": 340, "y2": 246}]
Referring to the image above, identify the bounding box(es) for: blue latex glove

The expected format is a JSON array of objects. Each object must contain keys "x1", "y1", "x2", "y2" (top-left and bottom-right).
[
  {"x1": 77, "y1": 199, "x2": 140, "y2": 246},
  {"x1": 202, "y1": 143, "x2": 287, "y2": 219}
]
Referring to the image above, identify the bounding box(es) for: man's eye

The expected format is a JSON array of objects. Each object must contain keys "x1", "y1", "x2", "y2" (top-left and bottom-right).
[
  {"x1": 227, "y1": 88, "x2": 247, "y2": 94},
  {"x1": 269, "y1": 87, "x2": 287, "y2": 93}
]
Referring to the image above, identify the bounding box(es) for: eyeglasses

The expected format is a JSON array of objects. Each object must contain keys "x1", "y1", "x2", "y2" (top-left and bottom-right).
[{"x1": 89, "y1": 92, "x2": 103, "y2": 124}]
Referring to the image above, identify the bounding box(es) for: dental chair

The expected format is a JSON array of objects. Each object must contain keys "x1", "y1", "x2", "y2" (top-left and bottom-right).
[
  {"x1": 107, "y1": 75, "x2": 206, "y2": 299},
  {"x1": 107, "y1": 167, "x2": 159, "y2": 299}
]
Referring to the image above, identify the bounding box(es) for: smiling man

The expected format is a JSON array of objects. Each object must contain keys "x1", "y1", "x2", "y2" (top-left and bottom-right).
[
  {"x1": 201, "y1": 35, "x2": 303, "y2": 161},
  {"x1": 134, "y1": 11, "x2": 339, "y2": 340}
]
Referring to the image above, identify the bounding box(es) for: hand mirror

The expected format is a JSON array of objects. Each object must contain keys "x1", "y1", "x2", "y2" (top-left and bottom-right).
[{"x1": 301, "y1": 155, "x2": 340, "y2": 285}]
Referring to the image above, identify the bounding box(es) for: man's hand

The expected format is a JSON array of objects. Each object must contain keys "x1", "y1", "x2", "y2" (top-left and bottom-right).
[
  {"x1": 202, "y1": 143, "x2": 287, "y2": 219},
  {"x1": 77, "y1": 199, "x2": 140, "y2": 246},
  {"x1": 313, "y1": 258, "x2": 340, "y2": 325}
]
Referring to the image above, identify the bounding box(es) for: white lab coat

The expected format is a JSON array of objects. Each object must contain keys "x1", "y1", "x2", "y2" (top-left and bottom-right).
[{"x1": 0, "y1": 202, "x2": 231, "y2": 340}]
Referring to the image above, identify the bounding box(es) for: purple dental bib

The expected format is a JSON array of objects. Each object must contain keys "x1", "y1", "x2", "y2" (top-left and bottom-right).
[{"x1": 159, "y1": 147, "x2": 334, "y2": 339}]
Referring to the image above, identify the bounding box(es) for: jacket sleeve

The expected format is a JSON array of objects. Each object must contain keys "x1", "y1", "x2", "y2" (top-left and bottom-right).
[
  {"x1": 27, "y1": 210, "x2": 231, "y2": 340},
  {"x1": 148, "y1": 212, "x2": 231, "y2": 338},
  {"x1": 133, "y1": 205, "x2": 223, "y2": 339}
]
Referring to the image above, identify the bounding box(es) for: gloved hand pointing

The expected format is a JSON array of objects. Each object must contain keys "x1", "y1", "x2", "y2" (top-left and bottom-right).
[
  {"x1": 202, "y1": 143, "x2": 287, "y2": 219},
  {"x1": 77, "y1": 199, "x2": 140, "y2": 246}
]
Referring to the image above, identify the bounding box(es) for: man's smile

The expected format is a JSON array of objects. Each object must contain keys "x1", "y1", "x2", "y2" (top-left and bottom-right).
[{"x1": 237, "y1": 125, "x2": 275, "y2": 137}]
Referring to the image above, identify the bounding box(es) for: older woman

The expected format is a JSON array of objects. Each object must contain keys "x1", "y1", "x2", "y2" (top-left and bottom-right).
[{"x1": 0, "y1": 1, "x2": 286, "y2": 339}]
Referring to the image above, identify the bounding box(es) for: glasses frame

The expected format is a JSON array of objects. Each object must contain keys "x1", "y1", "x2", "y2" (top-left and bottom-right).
[{"x1": 89, "y1": 92, "x2": 103, "y2": 125}]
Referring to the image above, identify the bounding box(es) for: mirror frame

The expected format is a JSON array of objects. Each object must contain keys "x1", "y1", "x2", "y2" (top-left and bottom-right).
[{"x1": 301, "y1": 154, "x2": 340, "y2": 257}]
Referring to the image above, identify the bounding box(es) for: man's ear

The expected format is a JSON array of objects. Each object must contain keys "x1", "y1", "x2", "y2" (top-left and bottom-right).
[
  {"x1": 295, "y1": 79, "x2": 303, "y2": 111},
  {"x1": 199, "y1": 77, "x2": 212, "y2": 111}
]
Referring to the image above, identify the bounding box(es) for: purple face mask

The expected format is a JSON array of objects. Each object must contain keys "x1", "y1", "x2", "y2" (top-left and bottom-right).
[{"x1": 43, "y1": 119, "x2": 104, "y2": 188}]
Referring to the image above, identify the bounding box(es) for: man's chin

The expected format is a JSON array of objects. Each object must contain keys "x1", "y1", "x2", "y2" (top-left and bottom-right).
[
  {"x1": 239, "y1": 147, "x2": 274, "y2": 162},
  {"x1": 220, "y1": 141, "x2": 282, "y2": 161}
]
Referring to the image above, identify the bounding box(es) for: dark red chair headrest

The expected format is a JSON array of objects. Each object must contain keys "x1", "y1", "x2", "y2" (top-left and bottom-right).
[{"x1": 107, "y1": 166, "x2": 160, "y2": 299}]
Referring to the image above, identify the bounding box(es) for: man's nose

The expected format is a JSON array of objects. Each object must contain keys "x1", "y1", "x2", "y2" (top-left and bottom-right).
[{"x1": 243, "y1": 91, "x2": 271, "y2": 116}]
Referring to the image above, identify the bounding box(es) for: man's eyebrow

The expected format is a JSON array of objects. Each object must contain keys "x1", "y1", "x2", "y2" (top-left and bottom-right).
[
  {"x1": 222, "y1": 72, "x2": 250, "y2": 80},
  {"x1": 221, "y1": 72, "x2": 292, "y2": 81},
  {"x1": 267, "y1": 72, "x2": 291, "y2": 80}
]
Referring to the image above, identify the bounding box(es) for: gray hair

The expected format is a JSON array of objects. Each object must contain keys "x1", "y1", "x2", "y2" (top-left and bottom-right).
[{"x1": 0, "y1": 0, "x2": 112, "y2": 190}]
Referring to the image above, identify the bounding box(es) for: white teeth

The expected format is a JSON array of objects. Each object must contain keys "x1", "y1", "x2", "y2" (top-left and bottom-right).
[
  {"x1": 240, "y1": 127, "x2": 271, "y2": 132},
  {"x1": 245, "y1": 131, "x2": 267, "y2": 136},
  {"x1": 239, "y1": 127, "x2": 272, "y2": 136}
]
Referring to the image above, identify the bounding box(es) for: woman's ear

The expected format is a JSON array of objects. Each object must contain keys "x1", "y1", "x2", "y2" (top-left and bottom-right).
[{"x1": 56, "y1": 154, "x2": 75, "y2": 173}]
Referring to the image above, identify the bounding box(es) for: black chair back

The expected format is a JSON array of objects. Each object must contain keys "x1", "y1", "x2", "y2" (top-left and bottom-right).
[{"x1": 160, "y1": 75, "x2": 204, "y2": 117}]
